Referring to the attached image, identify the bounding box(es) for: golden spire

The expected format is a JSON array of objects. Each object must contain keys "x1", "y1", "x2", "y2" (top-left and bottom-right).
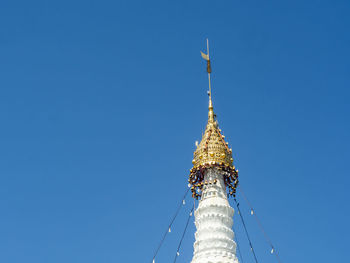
[{"x1": 189, "y1": 40, "x2": 239, "y2": 199}]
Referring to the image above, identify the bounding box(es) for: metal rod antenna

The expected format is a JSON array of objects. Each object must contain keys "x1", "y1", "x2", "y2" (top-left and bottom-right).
[
  {"x1": 200, "y1": 38, "x2": 213, "y2": 109},
  {"x1": 207, "y1": 38, "x2": 210, "y2": 57},
  {"x1": 207, "y1": 39, "x2": 212, "y2": 104}
]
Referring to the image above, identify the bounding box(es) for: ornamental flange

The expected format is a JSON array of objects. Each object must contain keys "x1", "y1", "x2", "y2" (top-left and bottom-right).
[{"x1": 189, "y1": 163, "x2": 239, "y2": 200}]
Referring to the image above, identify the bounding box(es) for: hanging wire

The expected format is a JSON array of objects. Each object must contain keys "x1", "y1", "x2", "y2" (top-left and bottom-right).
[
  {"x1": 233, "y1": 225, "x2": 244, "y2": 263},
  {"x1": 173, "y1": 205, "x2": 195, "y2": 263},
  {"x1": 239, "y1": 187, "x2": 282, "y2": 263},
  {"x1": 234, "y1": 197, "x2": 259, "y2": 263},
  {"x1": 150, "y1": 187, "x2": 190, "y2": 263}
]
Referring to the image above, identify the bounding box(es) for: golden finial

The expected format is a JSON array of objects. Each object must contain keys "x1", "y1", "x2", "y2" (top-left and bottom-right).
[{"x1": 189, "y1": 40, "x2": 239, "y2": 199}]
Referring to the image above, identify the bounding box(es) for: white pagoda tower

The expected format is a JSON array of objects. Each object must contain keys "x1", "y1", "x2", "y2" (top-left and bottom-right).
[{"x1": 189, "y1": 42, "x2": 240, "y2": 263}]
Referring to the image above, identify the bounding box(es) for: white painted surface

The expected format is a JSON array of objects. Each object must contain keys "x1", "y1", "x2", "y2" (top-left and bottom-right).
[{"x1": 191, "y1": 168, "x2": 239, "y2": 263}]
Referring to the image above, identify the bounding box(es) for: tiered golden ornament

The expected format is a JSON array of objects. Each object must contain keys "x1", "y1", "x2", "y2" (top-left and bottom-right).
[{"x1": 189, "y1": 100, "x2": 238, "y2": 199}]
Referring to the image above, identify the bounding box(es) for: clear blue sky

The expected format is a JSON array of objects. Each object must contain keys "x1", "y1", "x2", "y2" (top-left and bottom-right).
[{"x1": 0, "y1": 0, "x2": 349, "y2": 262}]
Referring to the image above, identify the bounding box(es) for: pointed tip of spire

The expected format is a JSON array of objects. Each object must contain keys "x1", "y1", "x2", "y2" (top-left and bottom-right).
[
  {"x1": 208, "y1": 89, "x2": 213, "y2": 108},
  {"x1": 208, "y1": 94, "x2": 215, "y2": 124}
]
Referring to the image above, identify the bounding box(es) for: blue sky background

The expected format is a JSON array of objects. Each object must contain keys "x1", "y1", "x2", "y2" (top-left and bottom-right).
[{"x1": 0, "y1": 0, "x2": 349, "y2": 262}]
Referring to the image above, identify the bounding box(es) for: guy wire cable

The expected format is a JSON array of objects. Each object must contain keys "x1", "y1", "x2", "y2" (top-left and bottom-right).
[
  {"x1": 234, "y1": 197, "x2": 259, "y2": 263},
  {"x1": 239, "y1": 187, "x2": 282, "y2": 263},
  {"x1": 150, "y1": 186, "x2": 190, "y2": 263},
  {"x1": 173, "y1": 205, "x2": 195, "y2": 263}
]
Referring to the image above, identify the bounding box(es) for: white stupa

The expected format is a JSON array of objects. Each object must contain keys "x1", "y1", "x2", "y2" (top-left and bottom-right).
[
  {"x1": 189, "y1": 41, "x2": 240, "y2": 263},
  {"x1": 191, "y1": 168, "x2": 239, "y2": 263}
]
